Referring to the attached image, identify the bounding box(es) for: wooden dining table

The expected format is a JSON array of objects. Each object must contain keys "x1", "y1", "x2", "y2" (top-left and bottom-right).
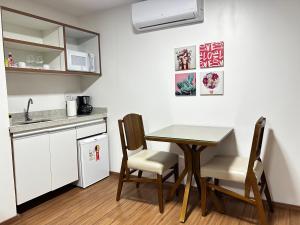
[{"x1": 145, "y1": 125, "x2": 233, "y2": 223}]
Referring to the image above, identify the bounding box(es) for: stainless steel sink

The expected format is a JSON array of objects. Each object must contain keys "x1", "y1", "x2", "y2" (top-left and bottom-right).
[{"x1": 15, "y1": 119, "x2": 52, "y2": 125}]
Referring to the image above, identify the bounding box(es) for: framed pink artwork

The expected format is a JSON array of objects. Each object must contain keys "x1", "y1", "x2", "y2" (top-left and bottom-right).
[
  {"x1": 175, "y1": 46, "x2": 196, "y2": 71},
  {"x1": 175, "y1": 73, "x2": 196, "y2": 96},
  {"x1": 200, "y1": 71, "x2": 224, "y2": 95},
  {"x1": 199, "y1": 41, "x2": 224, "y2": 68}
]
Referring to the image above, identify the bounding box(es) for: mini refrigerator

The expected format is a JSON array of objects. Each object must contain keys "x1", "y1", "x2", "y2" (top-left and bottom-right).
[{"x1": 76, "y1": 134, "x2": 109, "y2": 188}]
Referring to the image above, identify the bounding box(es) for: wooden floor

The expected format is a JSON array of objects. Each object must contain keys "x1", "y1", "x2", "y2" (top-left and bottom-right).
[{"x1": 3, "y1": 175, "x2": 300, "y2": 225}]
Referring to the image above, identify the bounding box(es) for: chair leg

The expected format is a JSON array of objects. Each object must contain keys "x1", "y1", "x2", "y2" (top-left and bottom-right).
[
  {"x1": 262, "y1": 172, "x2": 274, "y2": 212},
  {"x1": 157, "y1": 174, "x2": 164, "y2": 213},
  {"x1": 214, "y1": 178, "x2": 222, "y2": 198},
  {"x1": 116, "y1": 160, "x2": 126, "y2": 201},
  {"x1": 200, "y1": 177, "x2": 207, "y2": 216},
  {"x1": 252, "y1": 179, "x2": 268, "y2": 225},
  {"x1": 214, "y1": 178, "x2": 219, "y2": 185},
  {"x1": 136, "y1": 170, "x2": 143, "y2": 188},
  {"x1": 173, "y1": 163, "x2": 179, "y2": 196}
]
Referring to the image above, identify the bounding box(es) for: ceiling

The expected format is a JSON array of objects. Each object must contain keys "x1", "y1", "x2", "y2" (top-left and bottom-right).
[{"x1": 31, "y1": 0, "x2": 139, "y2": 17}]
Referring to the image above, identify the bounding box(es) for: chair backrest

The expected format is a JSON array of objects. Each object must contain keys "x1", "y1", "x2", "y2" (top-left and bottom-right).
[
  {"x1": 246, "y1": 117, "x2": 266, "y2": 178},
  {"x1": 118, "y1": 113, "x2": 147, "y2": 159}
]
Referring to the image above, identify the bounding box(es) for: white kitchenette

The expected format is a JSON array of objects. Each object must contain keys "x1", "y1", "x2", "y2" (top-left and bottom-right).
[
  {"x1": 0, "y1": 3, "x2": 108, "y2": 213},
  {"x1": 9, "y1": 108, "x2": 109, "y2": 206}
]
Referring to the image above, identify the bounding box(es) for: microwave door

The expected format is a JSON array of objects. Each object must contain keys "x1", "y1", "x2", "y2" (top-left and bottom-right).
[{"x1": 67, "y1": 50, "x2": 89, "y2": 72}]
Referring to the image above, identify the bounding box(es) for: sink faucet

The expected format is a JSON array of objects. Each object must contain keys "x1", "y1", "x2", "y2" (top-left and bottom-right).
[{"x1": 25, "y1": 98, "x2": 33, "y2": 121}]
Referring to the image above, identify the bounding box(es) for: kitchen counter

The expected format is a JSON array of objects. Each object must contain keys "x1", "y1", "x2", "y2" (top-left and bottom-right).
[{"x1": 9, "y1": 107, "x2": 107, "y2": 134}]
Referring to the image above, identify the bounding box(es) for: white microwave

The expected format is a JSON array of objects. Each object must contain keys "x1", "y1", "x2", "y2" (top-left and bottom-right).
[{"x1": 67, "y1": 50, "x2": 95, "y2": 72}]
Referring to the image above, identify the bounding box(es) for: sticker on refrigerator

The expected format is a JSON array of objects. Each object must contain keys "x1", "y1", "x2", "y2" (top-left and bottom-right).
[
  {"x1": 95, "y1": 145, "x2": 100, "y2": 161},
  {"x1": 89, "y1": 149, "x2": 95, "y2": 161}
]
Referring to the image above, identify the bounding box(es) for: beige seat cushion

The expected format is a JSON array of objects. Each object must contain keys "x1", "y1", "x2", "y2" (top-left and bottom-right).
[
  {"x1": 127, "y1": 150, "x2": 178, "y2": 175},
  {"x1": 201, "y1": 155, "x2": 264, "y2": 183}
]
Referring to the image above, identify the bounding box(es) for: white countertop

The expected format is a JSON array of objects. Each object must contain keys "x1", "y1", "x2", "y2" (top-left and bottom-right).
[{"x1": 9, "y1": 108, "x2": 107, "y2": 134}]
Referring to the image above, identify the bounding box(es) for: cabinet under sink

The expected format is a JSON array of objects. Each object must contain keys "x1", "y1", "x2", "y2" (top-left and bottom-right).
[
  {"x1": 12, "y1": 120, "x2": 106, "y2": 205},
  {"x1": 13, "y1": 128, "x2": 78, "y2": 205}
]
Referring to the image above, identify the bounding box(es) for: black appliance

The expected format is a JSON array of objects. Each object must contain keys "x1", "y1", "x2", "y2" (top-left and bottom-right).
[{"x1": 77, "y1": 96, "x2": 93, "y2": 115}]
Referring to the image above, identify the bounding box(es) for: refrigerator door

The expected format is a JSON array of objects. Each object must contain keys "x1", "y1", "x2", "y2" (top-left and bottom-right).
[{"x1": 77, "y1": 134, "x2": 109, "y2": 188}]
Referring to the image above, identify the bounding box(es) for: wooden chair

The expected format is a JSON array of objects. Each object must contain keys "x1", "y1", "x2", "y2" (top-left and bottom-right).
[
  {"x1": 200, "y1": 117, "x2": 273, "y2": 225},
  {"x1": 116, "y1": 113, "x2": 179, "y2": 213}
]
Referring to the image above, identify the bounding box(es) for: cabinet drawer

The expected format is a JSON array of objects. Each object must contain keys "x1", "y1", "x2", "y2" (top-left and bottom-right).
[{"x1": 76, "y1": 122, "x2": 106, "y2": 139}]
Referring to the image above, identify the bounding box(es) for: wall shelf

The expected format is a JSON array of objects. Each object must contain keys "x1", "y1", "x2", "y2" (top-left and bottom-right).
[
  {"x1": 4, "y1": 38, "x2": 65, "y2": 52},
  {"x1": 1, "y1": 6, "x2": 101, "y2": 76},
  {"x1": 5, "y1": 67, "x2": 100, "y2": 76}
]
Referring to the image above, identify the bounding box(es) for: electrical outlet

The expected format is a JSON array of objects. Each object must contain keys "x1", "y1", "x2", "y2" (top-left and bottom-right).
[{"x1": 65, "y1": 95, "x2": 72, "y2": 101}]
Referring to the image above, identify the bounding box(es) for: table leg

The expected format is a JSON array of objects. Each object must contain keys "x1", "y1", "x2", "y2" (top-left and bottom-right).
[
  {"x1": 179, "y1": 168, "x2": 192, "y2": 222},
  {"x1": 168, "y1": 167, "x2": 187, "y2": 201},
  {"x1": 170, "y1": 144, "x2": 207, "y2": 222},
  {"x1": 192, "y1": 147, "x2": 201, "y2": 198},
  {"x1": 177, "y1": 144, "x2": 193, "y2": 222},
  {"x1": 168, "y1": 144, "x2": 191, "y2": 201}
]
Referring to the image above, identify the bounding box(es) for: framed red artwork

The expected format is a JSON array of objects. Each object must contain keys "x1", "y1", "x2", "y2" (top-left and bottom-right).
[{"x1": 199, "y1": 41, "x2": 224, "y2": 68}]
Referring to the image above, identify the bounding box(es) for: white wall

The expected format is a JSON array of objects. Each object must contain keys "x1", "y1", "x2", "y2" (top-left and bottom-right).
[
  {"x1": 6, "y1": 74, "x2": 82, "y2": 113},
  {"x1": 0, "y1": 10, "x2": 16, "y2": 223},
  {"x1": 79, "y1": 0, "x2": 300, "y2": 206},
  {"x1": 0, "y1": 0, "x2": 82, "y2": 222},
  {"x1": 0, "y1": 0, "x2": 83, "y2": 113}
]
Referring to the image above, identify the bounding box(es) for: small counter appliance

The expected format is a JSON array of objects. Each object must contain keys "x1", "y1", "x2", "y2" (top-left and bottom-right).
[
  {"x1": 66, "y1": 100, "x2": 77, "y2": 117},
  {"x1": 77, "y1": 96, "x2": 93, "y2": 115}
]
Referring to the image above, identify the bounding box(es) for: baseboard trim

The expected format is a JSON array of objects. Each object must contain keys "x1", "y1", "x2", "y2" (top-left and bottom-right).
[
  {"x1": 1, "y1": 215, "x2": 20, "y2": 225},
  {"x1": 109, "y1": 171, "x2": 300, "y2": 211},
  {"x1": 110, "y1": 171, "x2": 119, "y2": 176},
  {"x1": 271, "y1": 201, "x2": 300, "y2": 211}
]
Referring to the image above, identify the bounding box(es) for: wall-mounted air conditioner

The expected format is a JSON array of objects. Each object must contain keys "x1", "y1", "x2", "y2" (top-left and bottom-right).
[{"x1": 132, "y1": 0, "x2": 204, "y2": 32}]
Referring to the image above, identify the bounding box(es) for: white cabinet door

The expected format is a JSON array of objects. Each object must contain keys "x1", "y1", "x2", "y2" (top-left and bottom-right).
[
  {"x1": 13, "y1": 133, "x2": 51, "y2": 205},
  {"x1": 50, "y1": 128, "x2": 78, "y2": 190}
]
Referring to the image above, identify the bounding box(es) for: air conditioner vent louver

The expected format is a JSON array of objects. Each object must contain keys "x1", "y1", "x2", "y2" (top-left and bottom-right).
[
  {"x1": 132, "y1": 0, "x2": 204, "y2": 32},
  {"x1": 139, "y1": 16, "x2": 196, "y2": 30}
]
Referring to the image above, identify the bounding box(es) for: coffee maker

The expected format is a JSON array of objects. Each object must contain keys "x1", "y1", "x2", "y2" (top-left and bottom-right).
[{"x1": 77, "y1": 96, "x2": 93, "y2": 115}]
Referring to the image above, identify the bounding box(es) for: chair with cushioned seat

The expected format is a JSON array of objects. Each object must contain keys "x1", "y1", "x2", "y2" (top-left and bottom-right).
[
  {"x1": 116, "y1": 113, "x2": 179, "y2": 213},
  {"x1": 200, "y1": 117, "x2": 273, "y2": 225}
]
